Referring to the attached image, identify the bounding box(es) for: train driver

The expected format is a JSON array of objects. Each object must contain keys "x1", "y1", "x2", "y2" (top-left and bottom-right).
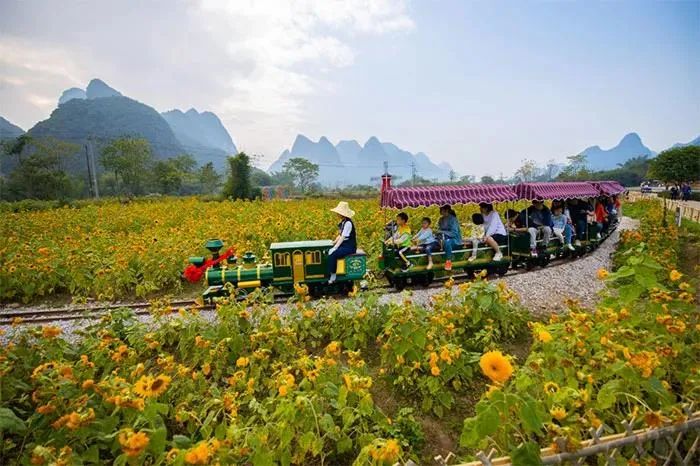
[{"x1": 327, "y1": 201, "x2": 357, "y2": 284}]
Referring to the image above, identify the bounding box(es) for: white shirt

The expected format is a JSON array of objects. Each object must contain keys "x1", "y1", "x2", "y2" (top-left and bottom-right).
[
  {"x1": 483, "y1": 211, "x2": 507, "y2": 237},
  {"x1": 341, "y1": 220, "x2": 353, "y2": 238}
]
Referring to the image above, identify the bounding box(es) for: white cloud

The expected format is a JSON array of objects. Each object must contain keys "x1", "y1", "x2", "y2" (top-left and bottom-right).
[
  {"x1": 190, "y1": 0, "x2": 414, "y2": 161},
  {"x1": 0, "y1": 0, "x2": 414, "y2": 162},
  {"x1": 0, "y1": 36, "x2": 87, "y2": 120}
]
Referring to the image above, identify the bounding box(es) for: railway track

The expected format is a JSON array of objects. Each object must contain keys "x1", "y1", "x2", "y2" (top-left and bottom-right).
[{"x1": 0, "y1": 257, "x2": 576, "y2": 326}]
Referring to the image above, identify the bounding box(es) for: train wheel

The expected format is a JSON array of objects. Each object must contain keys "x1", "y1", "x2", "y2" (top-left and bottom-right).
[
  {"x1": 539, "y1": 254, "x2": 551, "y2": 267},
  {"x1": 525, "y1": 260, "x2": 536, "y2": 271},
  {"x1": 393, "y1": 277, "x2": 407, "y2": 291},
  {"x1": 497, "y1": 264, "x2": 509, "y2": 276}
]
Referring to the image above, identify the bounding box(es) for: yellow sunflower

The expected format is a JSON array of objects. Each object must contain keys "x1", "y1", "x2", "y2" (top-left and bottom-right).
[
  {"x1": 669, "y1": 269, "x2": 682, "y2": 281},
  {"x1": 134, "y1": 374, "x2": 171, "y2": 398},
  {"x1": 479, "y1": 351, "x2": 514, "y2": 383}
]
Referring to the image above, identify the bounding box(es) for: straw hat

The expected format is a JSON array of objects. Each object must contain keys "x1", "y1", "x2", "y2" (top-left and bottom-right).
[{"x1": 330, "y1": 201, "x2": 355, "y2": 218}]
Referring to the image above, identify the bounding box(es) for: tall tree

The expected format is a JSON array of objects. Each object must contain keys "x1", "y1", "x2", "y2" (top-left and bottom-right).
[
  {"x1": 283, "y1": 157, "x2": 319, "y2": 193},
  {"x1": 480, "y1": 175, "x2": 495, "y2": 184},
  {"x1": 4, "y1": 137, "x2": 80, "y2": 200},
  {"x1": 448, "y1": 169, "x2": 458, "y2": 183},
  {"x1": 223, "y1": 152, "x2": 253, "y2": 199},
  {"x1": 459, "y1": 175, "x2": 475, "y2": 184},
  {"x1": 514, "y1": 159, "x2": 538, "y2": 182},
  {"x1": 648, "y1": 146, "x2": 700, "y2": 184},
  {"x1": 100, "y1": 137, "x2": 153, "y2": 195},
  {"x1": 198, "y1": 162, "x2": 221, "y2": 194}
]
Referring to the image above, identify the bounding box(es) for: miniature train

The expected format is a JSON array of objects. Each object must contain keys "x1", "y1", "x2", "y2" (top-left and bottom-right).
[{"x1": 184, "y1": 178, "x2": 625, "y2": 300}]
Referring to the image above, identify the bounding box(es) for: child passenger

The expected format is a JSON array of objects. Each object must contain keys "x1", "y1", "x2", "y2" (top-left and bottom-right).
[
  {"x1": 464, "y1": 213, "x2": 485, "y2": 262},
  {"x1": 411, "y1": 217, "x2": 439, "y2": 270},
  {"x1": 385, "y1": 212, "x2": 412, "y2": 271},
  {"x1": 551, "y1": 205, "x2": 575, "y2": 251}
]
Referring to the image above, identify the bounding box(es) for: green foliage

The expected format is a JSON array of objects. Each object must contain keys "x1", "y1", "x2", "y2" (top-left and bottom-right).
[
  {"x1": 3, "y1": 137, "x2": 81, "y2": 200},
  {"x1": 648, "y1": 146, "x2": 700, "y2": 184},
  {"x1": 283, "y1": 157, "x2": 319, "y2": 193},
  {"x1": 152, "y1": 154, "x2": 197, "y2": 194},
  {"x1": 460, "y1": 200, "x2": 698, "y2": 461},
  {"x1": 101, "y1": 137, "x2": 154, "y2": 195},
  {"x1": 198, "y1": 162, "x2": 222, "y2": 195},
  {"x1": 223, "y1": 152, "x2": 253, "y2": 200}
]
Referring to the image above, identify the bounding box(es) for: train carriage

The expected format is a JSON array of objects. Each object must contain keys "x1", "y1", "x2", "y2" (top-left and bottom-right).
[
  {"x1": 510, "y1": 181, "x2": 601, "y2": 269},
  {"x1": 184, "y1": 177, "x2": 625, "y2": 298},
  {"x1": 378, "y1": 174, "x2": 519, "y2": 289}
]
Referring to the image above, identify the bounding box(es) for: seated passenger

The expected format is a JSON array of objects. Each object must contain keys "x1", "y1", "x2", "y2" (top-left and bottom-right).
[
  {"x1": 463, "y1": 212, "x2": 485, "y2": 262},
  {"x1": 384, "y1": 212, "x2": 412, "y2": 271},
  {"x1": 328, "y1": 201, "x2": 357, "y2": 284},
  {"x1": 477, "y1": 203, "x2": 507, "y2": 261},
  {"x1": 567, "y1": 199, "x2": 592, "y2": 245},
  {"x1": 438, "y1": 204, "x2": 462, "y2": 271},
  {"x1": 411, "y1": 217, "x2": 440, "y2": 270},
  {"x1": 551, "y1": 205, "x2": 575, "y2": 251},
  {"x1": 519, "y1": 200, "x2": 552, "y2": 257},
  {"x1": 594, "y1": 198, "x2": 608, "y2": 236}
]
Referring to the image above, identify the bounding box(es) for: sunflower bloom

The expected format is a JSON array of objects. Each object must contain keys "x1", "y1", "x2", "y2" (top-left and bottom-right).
[
  {"x1": 431, "y1": 366, "x2": 441, "y2": 376},
  {"x1": 184, "y1": 442, "x2": 212, "y2": 464},
  {"x1": 41, "y1": 326, "x2": 61, "y2": 339},
  {"x1": 550, "y1": 406, "x2": 567, "y2": 421},
  {"x1": 536, "y1": 330, "x2": 553, "y2": 343},
  {"x1": 596, "y1": 268, "x2": 609, "y2": 280},
  {"x1": 479, "y1": 351, "x2": 514, "y2": 383},
  {"x1": 134, "y1": 374, "x2": 171, "y2": 398},
  {"x1": 669, "y1": 270, "x2": 682, "y2": 281},
  {"x1": 118, "y1": 429, "x2": 150, "y2": 457}
]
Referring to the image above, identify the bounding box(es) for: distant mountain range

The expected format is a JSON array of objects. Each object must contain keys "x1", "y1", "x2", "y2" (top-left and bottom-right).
[
  {"x1": 579, "y1": 132, "x2": 699, "y2": 171},
  {"x1": 4, "y1": 78, "x2": 237, "y2": 172},
  {"x1": 269, "y1": 135, "x2": 452, "y2": 186},
  {"x1": 0, "y1": 116, "x2": 24, "y2": 139}
]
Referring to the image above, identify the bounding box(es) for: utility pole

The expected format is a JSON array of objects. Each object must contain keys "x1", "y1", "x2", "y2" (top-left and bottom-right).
[
  {"x1": 383, "y1": 160, "x2": 388, "y2": 176},
  {"x1": 86, "y1": 138, "x2": 99, "y2": 198},
  {"x1": 410, "y1": 161, "x2": 417, "y2": 186},
  {"x1": 85, "y1": 142, "x2": 94, "y2": 198}
]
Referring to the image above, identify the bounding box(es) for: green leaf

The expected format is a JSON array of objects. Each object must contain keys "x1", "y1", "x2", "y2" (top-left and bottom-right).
[
  {"x1": 476, "y1": 405, "x2": 500, "y2": 437},
  {"x1": 519, "y1": 400, "x2": 544, "y2": 433},
  {"x1": 597, "y1": 380, "x2": 623, "y2": 409},
  {"x1": 511, "y1": 441, "x2": 543, "y2": 466},
  {"x1": 460, "y1": 418, "x2": 480, "y2": 447},
  {"x1": 337, "y1": 436, "x2": 353, "y2": 453},
  {"x1": 172, "y1": 435, "x2": 192, "y2": 448},
  {"x1": 149, "y1": 426, "x2": 167, "y2": 456},
  {"x1": 0, "y1": 408, "x2": 26, "y2": 433}
]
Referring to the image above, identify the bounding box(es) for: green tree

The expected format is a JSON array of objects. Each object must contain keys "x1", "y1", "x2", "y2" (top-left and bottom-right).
[
  {"x1": 1, "y1": 134, "x2": 32, "y2": 165},
  {"x1": 100, "y1": 137, "x2": 153, "y2": 195},
  {"x1": 448, "y1": 169, "x2": 458, "y2": 183},
  {"x1": 459, "y1": 175, "x2": 475, "y2": 184},
  {"x1": 283, "y1": 157, "x2": 319, "y2": 193},
  {"x1": 480, "y1": 175, "x2": 496, "y2": 184},
  {"x1": 4, "y1": 137, "x2": 80, "y2": 200},
  {"x1": 223, "y1": 152, "x2": 253, "y2": 199},
  {"x1": 648, "y1": 146, "x2": 700, "y2": 184},
  {"x1": 558, "y1": 153, "x2": 590, "y2": 180},
  {"x1": 514, "y1": 159, "x2": 538, "y2": 182},
  {"x1": 152, "y1": 154, "x2": 196, "y2": 194},
  {"x1": 251, "y1": 167, "x2": 273, "y2": 187},
  {"x1": 198, "y1": 162, "x2": 221, "y2": 194}
]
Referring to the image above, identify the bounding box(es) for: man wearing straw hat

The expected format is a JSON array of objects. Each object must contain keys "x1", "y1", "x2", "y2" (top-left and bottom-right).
[{"x1": 327, "y1": 201, "x2": 357, "y2": 284}]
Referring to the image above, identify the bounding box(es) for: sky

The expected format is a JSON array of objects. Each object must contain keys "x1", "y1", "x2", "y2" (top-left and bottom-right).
[{"x1": 0, "y1": 0, "x2": 698, "y2": 178}]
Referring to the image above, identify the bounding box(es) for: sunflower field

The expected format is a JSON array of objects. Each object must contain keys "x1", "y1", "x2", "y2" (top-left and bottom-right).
[
  {"x1": 0, "y1": 278, "x2": 529, "y2": 465},
  {"x1": 0, "y1": 197, "x2": 487, "y2": 303}
]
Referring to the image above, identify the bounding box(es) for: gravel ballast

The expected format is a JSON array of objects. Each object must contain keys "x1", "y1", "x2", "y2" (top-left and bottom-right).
[{"x1": 1, "y1": 217, "x2": 639, "y2": 341}]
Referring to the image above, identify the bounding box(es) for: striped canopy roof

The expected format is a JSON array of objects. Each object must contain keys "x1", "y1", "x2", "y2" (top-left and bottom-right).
[
  {"x1": 513, "y1": 182, "x2": 599, "y2": 201},
  {"x1": 590, "y1": 181, "x2": 626, "y2": 196},
  {"x1": 380, "y1": 184, "x2": 518, "y2": 208}
]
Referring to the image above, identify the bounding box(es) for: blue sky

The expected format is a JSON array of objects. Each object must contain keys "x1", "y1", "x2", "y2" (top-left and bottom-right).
[{"x1": 0, "y1": 0, "x2": 698, "y2": 177}]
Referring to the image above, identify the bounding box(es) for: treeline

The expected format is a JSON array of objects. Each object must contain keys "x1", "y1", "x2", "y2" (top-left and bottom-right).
[{"x1": 0, "y1": 136, "x2": 272, "y2": 201}]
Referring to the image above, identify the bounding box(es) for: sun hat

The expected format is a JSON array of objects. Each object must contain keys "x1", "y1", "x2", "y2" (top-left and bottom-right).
[{"x1": 330, "y1": 201, "x2": 355, "y2": 218}]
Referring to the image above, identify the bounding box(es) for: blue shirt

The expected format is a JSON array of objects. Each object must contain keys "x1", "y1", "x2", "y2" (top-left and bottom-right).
[
  {"x1": 414, "y1": 227, "x2": 436, "y2": 245},
  {"x1": 439, "y1": 215, "x2": 462, "y2": 240},
  {"x1": 551, "y1": 213, "x2": 567, "y2": 230}
]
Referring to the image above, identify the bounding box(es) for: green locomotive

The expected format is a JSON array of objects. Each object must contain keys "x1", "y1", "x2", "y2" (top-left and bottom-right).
[{"x1": 187, "y1": 239, "x2": 367, "y2": 300}]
